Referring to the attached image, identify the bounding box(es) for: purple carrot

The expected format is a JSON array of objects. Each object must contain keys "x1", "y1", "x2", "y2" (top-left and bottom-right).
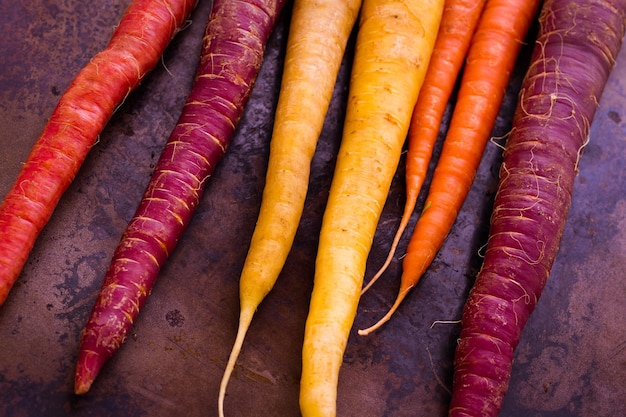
[
  {"x1": 74, "y1": 0, "x2": 289, "y2": 395},
  {"x1": 448, "y1": 0, "x2": 626, "y2": 416}
]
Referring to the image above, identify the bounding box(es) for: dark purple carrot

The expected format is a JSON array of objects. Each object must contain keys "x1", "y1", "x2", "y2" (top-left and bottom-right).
[
  {"x1": 449, "y1": 0, "x2": 626, "y2": 416},
  {"x1": 74, "y1": 0, "x2": 289, "y2": 395},
  {"x1": 0, "y1": 0, "x2": 199, "y2": 306}
]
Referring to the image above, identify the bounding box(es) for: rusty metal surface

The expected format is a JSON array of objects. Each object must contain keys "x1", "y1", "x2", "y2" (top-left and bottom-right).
[{"x1": 1, "y1": 1, "x2": 625, "y2": 416}]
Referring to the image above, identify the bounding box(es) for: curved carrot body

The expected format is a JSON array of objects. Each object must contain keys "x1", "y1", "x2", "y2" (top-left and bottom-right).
[
  {"x1": 362, "y1": 0, "x2": 487, "y2": 294},
  {"x1": 0, "y1": 0, "x2": 198, "y2": 306},
  {"x1": 299, "y1": 0, "x2": 444, "y2": 415},
  {"x1": 218, "y1": 1, "x2": 362, "y2": 415},
  {"x1": 359, "y1": 0, "x2": 541, "y2": 335},
  {"x1": 449, "y1": 0, "x2": 626, "y2": 415},
  {"x1": 74, "y1": 0, "x2": 288, "y2": 395}
]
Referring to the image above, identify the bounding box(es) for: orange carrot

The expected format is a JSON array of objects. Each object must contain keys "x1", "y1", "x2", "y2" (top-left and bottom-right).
[
  {"x1": 0, "y1": 0, "x2": 198, "y2": 306},
  {"x1": 359, "y1": 0, "x2": 541, "y2": 335},
  {"x1": 361, "y1": 0, "x2": 487, "y2": 294}
]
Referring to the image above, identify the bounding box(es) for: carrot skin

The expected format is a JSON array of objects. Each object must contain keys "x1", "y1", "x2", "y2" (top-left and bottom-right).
[
  {"x1": 74, "y1": 0, "x2": 289, "y2": 395},
  {"x1": 403, "y1": 0, "x2": 488, "y2": 227},
  {"x1": 400, "y1": 0, "x2": 542, "y2": 293},
  {"x1": 359, "y1": 0, "x2": 541, "y2": 335},
  {"x1": 0, "y1": 0, "x2": 199, "y2": 306},
  {"x1": 299, "y1": 0, "x2": 444, "y2": 415},
  {"x1": 361, "y1": 0, "x2": 487, "y2": 294},
  {"x1": 218, "y1": 1, "x2": 362, "y2": 415},
  {"x1": 449, "y1": 0, "x2": 626, "y2": 415}
]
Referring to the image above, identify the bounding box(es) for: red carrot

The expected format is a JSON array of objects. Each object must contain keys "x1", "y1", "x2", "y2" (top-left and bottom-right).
[
  {"x1": 361, "y1": 0, "x2": 487, "y2": 295},
  {"x1": 359, "y1": 0, "x2": 542, "y2": 335},
  {"x1": 449, "y1": 0, "x2": 626, "y2": 415},
  {"x1": 73, "y1": 0, "x2": 289, "y2": 395},
  {"x1": 0, "y1": 0, "x2": 199, "y2": 306}
]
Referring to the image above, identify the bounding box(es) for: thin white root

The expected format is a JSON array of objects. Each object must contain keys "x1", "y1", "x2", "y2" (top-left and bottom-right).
[
  {"x1": 489, "y1": 130, "x2": 511, "y2": 151},
  {"x1": 426, "y1": 345, "x2": 452, "y2": 396},
  {"x1": 362, "y1": 204, "x2": 413, "y2": 295},
  {"x1": 218, "y1": 308, "x2": 255, "y2": 417},
  {"x1": 429, "y1": 319, "x2": 461, "y2": 329}
]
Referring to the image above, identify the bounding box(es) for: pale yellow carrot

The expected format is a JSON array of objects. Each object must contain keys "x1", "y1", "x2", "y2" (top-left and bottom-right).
[
  {"x1": 217, "y1": 1, "x2": 363, "y2": 416},
  {"x1": 298, "y1": 1, "x2": 445, "y2": 415}
]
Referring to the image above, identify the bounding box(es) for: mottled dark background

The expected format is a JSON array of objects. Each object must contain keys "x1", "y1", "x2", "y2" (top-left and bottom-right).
[{"x1": 1, "y1": 1, "x2": 624, "y2": 416}]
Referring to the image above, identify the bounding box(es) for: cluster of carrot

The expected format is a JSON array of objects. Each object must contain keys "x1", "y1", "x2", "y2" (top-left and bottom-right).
[{"x1": 0, "y1": 0, "x2": 624, "y2": 416}]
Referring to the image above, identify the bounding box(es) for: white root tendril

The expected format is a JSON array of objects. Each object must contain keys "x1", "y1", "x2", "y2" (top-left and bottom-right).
[
  {"x1": 430, "y1": 319, "x2": 461, "y2": 328},
  {"x1": 426, "y1": 345, "x2": 452, "y2": 396},
  {"x1": 489, "y1": 130, "x2": 511, "y2": 151}
]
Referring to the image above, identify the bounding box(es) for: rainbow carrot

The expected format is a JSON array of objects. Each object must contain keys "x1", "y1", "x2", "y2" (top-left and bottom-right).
[
  {"x1": 299, "y1": 0, "x2": 444, "y2": 415},
  {"x1": 449, "y1": 0, "x2": 626, "y2": 415},
  {"x1": 359, "y1": 0, "x2": 541, "y2": 335},
  {"x1": 74, "y1": 0, "x2": 289, "y2": 395},
  {"x1": 361, "y1": 0, "x2": 488, "y2": 294},
  {"x1": 217, "y1": 1, "x2": 362, "y2": 415}
]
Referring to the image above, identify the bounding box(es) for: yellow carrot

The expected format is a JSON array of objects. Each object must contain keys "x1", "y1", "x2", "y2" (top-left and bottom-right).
[
  {"x1": 217, "y1": 1, "x2": 362, "y2": 415},
  {"x1": 299, "y1": 0, "x2": 444, "y2": 415}
]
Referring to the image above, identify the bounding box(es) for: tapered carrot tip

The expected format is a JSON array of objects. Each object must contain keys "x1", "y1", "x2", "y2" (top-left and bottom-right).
[
  {"x1": 74, "y1": 348, "x2": 107, "y2": 395},
  {"x1": 74, "y1": 326, "x2": 118, "y2": 395},
  {"x1": 358, "y1": 286, "x2": 412, "y2": 336}
]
